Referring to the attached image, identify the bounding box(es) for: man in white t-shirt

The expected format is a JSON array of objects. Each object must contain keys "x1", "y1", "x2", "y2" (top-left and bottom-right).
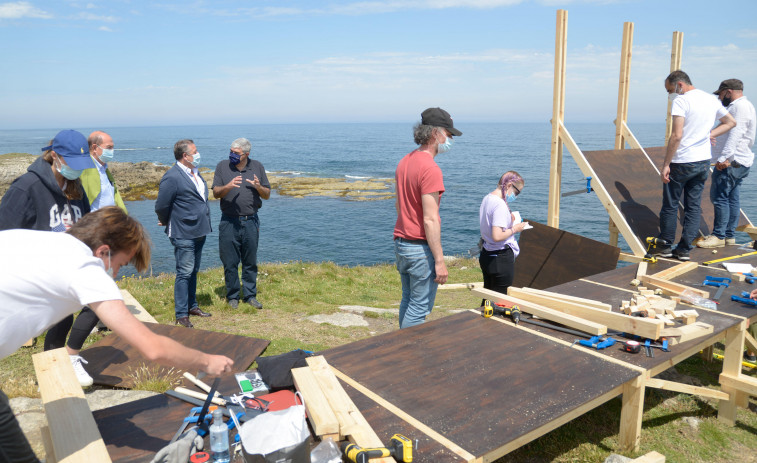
[
  {"x1": 0, "y1": 207, "x2": 233, "y2": 463},
  {"x1": 656, "y1": 70, "x2": 736, "y2": 261}
]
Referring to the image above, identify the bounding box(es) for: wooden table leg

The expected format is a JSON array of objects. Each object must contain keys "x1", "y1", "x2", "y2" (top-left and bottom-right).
[
  {"x1": 717, "y1": 321, "x2": 747, "y2": 425},
  {"x1": 619, "y1": 375, "x2": 645, "y2": 452}
]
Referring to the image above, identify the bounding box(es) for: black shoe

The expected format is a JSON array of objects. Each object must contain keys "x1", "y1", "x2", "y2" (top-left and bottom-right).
[
  {"x1": 672, "y1": 248, "x2": 690, "y2": 261},
  {"x1": 245, "y1": 297, "x2": 263, "y2": 309},
  {"x1": 176, "y1": 316, "x2": 194, "y2": 328},
  {"x1": 651, "y1": 246, "x2": 673, "y2": 258},
  {"x1": 189, "y1": 306, "x2": 212, "y2": 317},
  {"x1": 229, "y1": 299, "x2": 239, "y2": 309},
  {"x1": 745, "y1": 352, "x2": 757, "y2": 363}
]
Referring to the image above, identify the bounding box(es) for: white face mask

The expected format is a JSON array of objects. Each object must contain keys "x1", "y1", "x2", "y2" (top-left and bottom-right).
[
  {"x1": 189, "y1": 152, "x2": 201, "y2": 167},
  {"x1": 437, "y1": 132, "x2": 453, "y2": 154},
  {"x1": 104, "y1": 248, "x2": 116, "y2": 278}
]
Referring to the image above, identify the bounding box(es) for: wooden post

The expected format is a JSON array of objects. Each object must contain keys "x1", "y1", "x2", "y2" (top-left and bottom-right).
[
  {"x1": 548, "y1": 9, "x2": 568, "y2": 228},
  {"x1": 619, "y1": 375, "x2": 645, "y2": 452},
  {"x1": 615, "y1": 22, "x2": 634, "y2": 151},
  {"x1": 718, "y1": 321, "x2": 747, "y2": 425},
  {"x1": 665, "y1": 31, "x2": 683, "y2": 145}
]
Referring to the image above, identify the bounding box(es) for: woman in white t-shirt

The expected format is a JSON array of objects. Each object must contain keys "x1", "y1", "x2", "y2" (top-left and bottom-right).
[{"x1": 478, "y1": 171, "x2": 527, "y2": 303}]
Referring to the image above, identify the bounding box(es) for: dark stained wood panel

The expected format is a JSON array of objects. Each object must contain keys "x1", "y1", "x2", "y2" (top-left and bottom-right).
[
  {"x1": 583, "y1": 146, "x2": 749, "y2": 247},
  {"x1": 513, "y1": 220, "x2": 620, "y2": 289},
  {"x1": 80, "y1": 324, "x2": 269, "y2": 388},
  {"x1": 320, "y1": 311, "x2": 639, "y2": 458}
]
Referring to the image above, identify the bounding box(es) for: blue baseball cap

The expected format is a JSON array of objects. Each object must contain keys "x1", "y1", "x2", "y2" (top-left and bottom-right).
[{"x1": 41, "y1": 130, "x2": 94, "y2": 170}]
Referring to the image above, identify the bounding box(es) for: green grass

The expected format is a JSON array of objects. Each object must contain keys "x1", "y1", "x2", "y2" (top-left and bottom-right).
[{"x1": 2, "y1": 257, "x2": 756, "y2": 462}]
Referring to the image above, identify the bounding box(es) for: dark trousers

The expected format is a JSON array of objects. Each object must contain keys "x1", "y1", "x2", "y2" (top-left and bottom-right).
[
  {"x1": 219, "y1": 214, "x2": 260, "y2": 302},
  {"x1": 43, "y1": 314, "x2": 73, "y2": 350},
  {"x1": 659, "y1": 160, "x2": 709, "y2": 251},
  {"x1": 43, "y1": 308, "x2": 100, "y2": 352},
  {"x1": 0, "y1": 389, "x2": 40, "y2": 462},
  {"x1": 171, "y1": 236, "x2": 207, "y2": 318},
  {"x1": 479, "y1": 247, "x2": 515, "y2": 305}
]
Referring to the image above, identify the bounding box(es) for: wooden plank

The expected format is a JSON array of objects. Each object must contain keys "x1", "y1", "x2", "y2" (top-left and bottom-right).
[
  {"x1": 305, "y1": 356, "x2": 393, "y2": 463},
  {"x1": 32, "y1": 348, "x2": 112, "y2": 463},
  {"x1": 490, "y1": 288, "x2": 663, "y2": 340},
  {"x1": 473, "y1": 287, "x2": 607, "y2": 336},
  {"x1": 631, "y1": 451, "x2": 666, "y2": 463},
  {"x1": 437, "y1": 282, "x2": 483, "y2": 291},
  {"x1": 745, "y1": 331, "x2": 757, "y2": 353},
  {"x1": 645, "y1": 378, "x2": 729, "y2": 401},
  {"x1": 548, "y1": 9, "x2": 568, "y2": 228},
  {"x1": 292, "y1": 366, "x2": 340, "y2": 438},
  {"x1": 330, "y1": 365, "x2": 476, "y2": 462},
  {"x1": 517, "y1": 286, "x2": 613, "y2": 311},
  {"x1": 666, "y1": 31, "x2": 684, "y2": 145},
  {"x1": 636, "y1": 261, "x2": 648, "y2": 279},
  {"x1": 41, "y1": 425, "x2": 58, "y2": 463},
  {"x1": 649, "y1": 262, "x2": 698, "y2": 281},
  {"x1": 719, "y1": 373, "x2": 757, "y2": 397},
  {"x1": 640, "y1": 275, "x2": 709, "y2": 298},
  {"x1": 621, "y1": 121, "x2": 645, "y2": 151},
  {"x1": 660, "y1": 322, "x2": 713, "y2": 342},
  {"x1": 120, "y1": 289, "x2": 157, "y2": 324},
  {"x1": 615, "y1": 21, "x2": 633, "y2": 151},
  {"x1": 718, "y1": 322, "x2": 747, "y2": 425},
  {"x1": 619, "y1": 375, "x2": 644, "y2": 452}
]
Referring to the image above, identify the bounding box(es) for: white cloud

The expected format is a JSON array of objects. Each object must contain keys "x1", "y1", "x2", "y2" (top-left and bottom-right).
[
  {"x1": 0, "y1": 1, "x2": 52, "y2": 19},
  {"x1": 97, "y1": 25, "x2": 111, "y2": 31},
  {"x1": 76, "y1": 11, "x2": 117, "y2": 22}
]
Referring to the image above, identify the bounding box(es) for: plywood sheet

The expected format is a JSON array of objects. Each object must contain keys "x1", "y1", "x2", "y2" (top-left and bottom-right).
[
  {"x1": 512, "y1": 220, "x2": 620, "y2": 289},
  {"x1": 80, "y1": 324, "x2": 269, "y2": 388},
  {"x1": 320, "y1": 311, "x2": 639, "y2": 458},
  {"x1": 583, "y1": 146, "x2": 749, "y2": 247}
]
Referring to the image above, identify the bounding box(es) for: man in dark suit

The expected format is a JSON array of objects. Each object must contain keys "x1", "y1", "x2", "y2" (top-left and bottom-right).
[{"x1": 155, "y1": 139, "x2": 213, "y2": 328}]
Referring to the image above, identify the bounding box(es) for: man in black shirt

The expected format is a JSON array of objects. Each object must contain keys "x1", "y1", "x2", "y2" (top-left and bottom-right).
[{"x1": 212, "y1": 138, "x2": 271, "y2": 309}]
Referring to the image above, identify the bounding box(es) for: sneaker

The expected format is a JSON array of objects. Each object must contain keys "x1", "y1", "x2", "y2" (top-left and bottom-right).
[
  {"x1": 672, "y1": 247, "x2": 690, "y2": 261},
  {"x1": 651, "y1": 246, "x2": 673, "y2": 258},
  {"x1": 697, "y1": 235, "x2": 725, "y2": 248},
  {"x1": 745, "y1": 352, "x2": 757, "y2": 363},
  {"x1": 229, "y1": 299, "x2": 239, "y2": 309},
  {"x1": 725, "y1": 238, "x2": 736, "y2": 246},
  {"x1": 70, "y1": 355, "x2": 94, "y2": 387},
  {"x1": 245, "y1": 297, "x2": 263, "y2": 309}
]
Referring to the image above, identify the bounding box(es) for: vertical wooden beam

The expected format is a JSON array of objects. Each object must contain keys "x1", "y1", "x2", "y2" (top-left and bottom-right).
[
  {"x1": 615, "y1": 21, "x2": 634, "y2": 151},
  {"x1": 718, "y1": 320, "x2": 747, "y2": 425},
  {"x1": 548, "y1": 9, "x2": 568, "y2": 228},
  {"x1": 619, "y1": 375, "x2": 645, "y2": 452},
  {"x1": 665, "y1": 31, "x2": 684, "y2": 145}
]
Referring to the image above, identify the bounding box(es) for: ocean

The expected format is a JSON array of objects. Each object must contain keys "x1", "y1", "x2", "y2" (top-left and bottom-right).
[{"x1": 2, "y1": 122, "x2": 755, "y2": 277}]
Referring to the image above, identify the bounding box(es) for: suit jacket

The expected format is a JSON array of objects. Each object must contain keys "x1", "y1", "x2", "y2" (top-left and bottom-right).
[{"x1": 154, "y1": 163, "x2": 212, "y2": 239}]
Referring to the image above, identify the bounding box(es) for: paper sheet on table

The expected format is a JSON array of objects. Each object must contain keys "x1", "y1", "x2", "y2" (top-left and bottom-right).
[
  {"x1": 522, "y1": 222, "x2": 533, "y2": 230},
  {"x1": 722, "y1": 262, "x2": 754, "y2": 273}
]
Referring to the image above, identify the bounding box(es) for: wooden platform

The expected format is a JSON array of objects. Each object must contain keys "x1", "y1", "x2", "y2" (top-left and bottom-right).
[{"x1": 81, "y1": 324, "x2": 269, "y2": 388}]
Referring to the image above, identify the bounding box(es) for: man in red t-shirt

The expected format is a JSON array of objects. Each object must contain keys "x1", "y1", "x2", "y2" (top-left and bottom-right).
[{"x1": 393, "y1": 107, "x2": 462, "y2": 328}]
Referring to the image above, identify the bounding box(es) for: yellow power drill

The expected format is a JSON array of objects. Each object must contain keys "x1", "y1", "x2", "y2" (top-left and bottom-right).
[
  {"x1": 481, "y1": 300, "x2": 521, "y2": 324},
  {"x1": 643, "y1": 237, "x2": 669, "y2": 263},
  {"x1": 341, "y1": 434, "x2": 413, "y2": 463}
]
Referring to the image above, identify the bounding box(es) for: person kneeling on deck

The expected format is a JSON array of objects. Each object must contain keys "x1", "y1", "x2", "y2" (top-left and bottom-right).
[{"x1": 0, "y1": 206, "x2": 234, "y2": 463}]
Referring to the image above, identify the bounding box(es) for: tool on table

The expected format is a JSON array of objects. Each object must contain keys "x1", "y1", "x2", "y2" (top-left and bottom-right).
[
  {"x1": 622, "y1": 340, "x2": 641, "y2": 354},
  {"x1": 561, "y1": 176, "x2": 593, "y2": 197},
  {"x1": 481, "y1": 300, "x2": 521, "y2": 324},
  {"x1": 341, "y1": 434, "x2": 413, "y2": 463},
  {"x1": 184, "y1": 371, "x2": 253, "y2": 423},
  {"x1": 189, "y1": 451, "x2": 210, "y2": 463},
  {"x1": 702, "y1": 276, "x2": 731, "y2": 302},
  {"x1": 742, "y1": 273, "x2": 757, "y2": 284},
  {"x1": 196, "y1": 377, "x2": 221, "y2": 436},
  {"x1": 702, "y1": 250, "x2": 757, "y2": 266},
  {"x1": 170, "y1": 405, "x2": 218, "y2": 444},
  {"x1": 643, "y1": 237, "x2": 669, "y2": 263},
  {"x1": 165, "y1": 390, "x2": 236, "y2": 417},
  {"x1": 574, "y1": 336, "x2": 616, "y2": 350},
  {"x1": 731, "y1": 291, "x2": 757, "y2": 306},
  {"x1": 643, "y1": 340, "x2": 654, "y2": 358}
]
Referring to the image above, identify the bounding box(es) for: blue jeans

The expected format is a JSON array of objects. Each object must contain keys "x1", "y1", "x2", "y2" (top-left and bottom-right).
[
  {"x1": 219, "y1": 214, "x2": 259, "y2": 302},
  {"x1": 171, "y1": 236, "x2": 206, "y2": 318},
  {"x1": 394, "y1": 238, "x2": 438, "y2": 329},
  {"x1": 659, "y1": 160, "x2": 709, "y2": 251},
  {"x1": 710, "y1": 164, "x2": 750, "y2": 239}
]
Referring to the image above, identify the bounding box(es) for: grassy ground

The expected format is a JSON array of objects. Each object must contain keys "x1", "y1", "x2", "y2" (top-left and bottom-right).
[{"x1": 2, "y1": 257, "x2": 755, "y2": 462}]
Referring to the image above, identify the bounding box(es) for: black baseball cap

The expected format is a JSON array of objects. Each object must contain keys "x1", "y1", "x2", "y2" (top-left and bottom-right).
[
  {"x1": 713, "y1": 79, "x2": 743, "y2": 94},
  {"x1": 421, "y1": 107, "x2": 462, "y2": 136}
]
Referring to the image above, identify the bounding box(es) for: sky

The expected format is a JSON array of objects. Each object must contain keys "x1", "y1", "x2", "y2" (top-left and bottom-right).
[{"x1": 1, "y1": 0, "x2": 756, "y2": 129}]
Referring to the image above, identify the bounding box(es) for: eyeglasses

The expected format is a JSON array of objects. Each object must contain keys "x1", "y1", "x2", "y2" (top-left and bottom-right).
[{"x1": 512, "y1": 184, "x2": 521, "y2": 196}]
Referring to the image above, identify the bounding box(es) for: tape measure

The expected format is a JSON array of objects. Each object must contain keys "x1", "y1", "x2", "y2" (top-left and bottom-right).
[
  {"x1": 189, "y1": 452, "x2": 210, "y2": 463},
  {"x1": 622, "y1": 340, "x2": 640, "y2": 354}
]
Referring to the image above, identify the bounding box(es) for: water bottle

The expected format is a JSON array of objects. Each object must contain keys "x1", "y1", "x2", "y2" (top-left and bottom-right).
[{"x1": 209, "y1": 408, "x2": 230, "y2": 463}]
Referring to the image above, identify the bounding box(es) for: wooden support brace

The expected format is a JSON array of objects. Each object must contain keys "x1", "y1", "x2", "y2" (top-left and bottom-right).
[
  {"x1": 514, "y1": 286, "x2": 612, "y2": 311},
  {"x1": 649, "y1": 262, "x2": 698, "y2": 281},
  {"x1": 636, "y1": 261, "x2": 648, "y2": 279},
  {"x1": 640, "y1": 275, "x2": 709, "y2": 298},
  {"x1": 660, "y1": 322, "x2": 714, "y2": 344},
  {"x1": 745, "y1": 331, "x2": 757, "y2": 353},
  {"x1": 645, "y1": 377, "x2": 730, "y2": 401},
  {"x1": 619, "y1": 375, "x2": 645, "y2": 452},
  {"x1": 32, "y1": 348, "x2": 111, "y2": 463},
  {"x1": 41, "y1": 426, "x2": 58, "y2": 463},
  {"x1": 718, "y1": 322, "x2": 747, "y2": 425},
  {"x1": 631, "y1": 451, "x2": 666, "y2": 463},
  {"x1": 719, "y1": 373, "x2": 757, "y2": 397},
  {"x1": 120, "y1": 289, "x2": 158, "y2": 324},
  {"x1": 292, "y1": 366, "x2": 340, "y2": 440},
  {"x1": 473, "y1": 288, "x2": 608, "y2": 335}
]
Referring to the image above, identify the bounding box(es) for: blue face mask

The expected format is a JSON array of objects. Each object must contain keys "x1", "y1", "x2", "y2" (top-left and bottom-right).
[
  {"x1": 229, "y1": 150, "x2": 241, "y2": 165},
  {"x1": 99, "y1": 148, "x2": 115, "y2": 163},
  {"x1": 189, "y1": 152, "x2": 201, "y2": 167},
  {"x1": 506, "y1": 192, "x2": 516, "y2": 203},
  {"x1": 56, "y1": 158, "x2": 83, "y2": 180},
  {"x1": 437, "y1": 135, "x2": 453, "y2": 154}
]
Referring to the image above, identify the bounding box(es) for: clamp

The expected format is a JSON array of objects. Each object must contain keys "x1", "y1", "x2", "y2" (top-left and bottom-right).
[
  {"x1": 703, "y1": 276, "x2": 731, "y2": 302},
  {"x1": 731, "y1": 291, "x2": 757, "y2": 307},
  {"x1": 743, "y1": 273, "x2": 757, "y2": 284},
  {"x1": 575, "y1": 336, "x2": 615, "y2": 350}
]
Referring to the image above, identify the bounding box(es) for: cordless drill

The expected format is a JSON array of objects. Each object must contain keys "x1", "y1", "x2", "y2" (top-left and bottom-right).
[
  {"x1": 341, "y1": 434, "x2": 413, "y2": 463},
  {"x1": 481, "y1": 300, "x2": 521, "y2": 324},
  {"x1": 643, "y1": 237, "x2": 669, "y2": 263}
]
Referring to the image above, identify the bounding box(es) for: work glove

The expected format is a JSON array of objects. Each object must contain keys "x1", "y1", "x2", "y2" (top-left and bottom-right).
[{"x1": 151, "y1": 429, "x2": 204, "y2": 463}]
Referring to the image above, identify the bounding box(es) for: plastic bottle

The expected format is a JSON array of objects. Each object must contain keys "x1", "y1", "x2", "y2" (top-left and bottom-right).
[
  {"x1": 209, "y1": 408, "x2": 230, "y2": 463},
  {"x1": 680, "y1": 289, "x2": 717, "y2": 311}
]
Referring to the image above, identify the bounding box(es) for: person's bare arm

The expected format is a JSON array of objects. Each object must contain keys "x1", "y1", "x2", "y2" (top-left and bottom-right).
[
  {"x1": 90, "y1": 300, "x2": 233, "y2": 375},
  {"x1": 421, "y1": 192, "x2": 447, "y2": 284},
  {"x1": 711, "y1": 113, "x2": 737, "y2": 140},
  {"x1": 662, "y1": 116, "x2": 684, "y2": 183},
  {"x1": 246, "y1": 175, "x2": 270, "y2": 200}
]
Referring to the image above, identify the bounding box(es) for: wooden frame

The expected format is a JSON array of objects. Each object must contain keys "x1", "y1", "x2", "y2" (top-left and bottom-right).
[
  {"x1": 548, "y1": 9, "x2": 568, "y2": 228},
  {"x1": 665, "y1": 31, "x2": 684, "y2": 146}
]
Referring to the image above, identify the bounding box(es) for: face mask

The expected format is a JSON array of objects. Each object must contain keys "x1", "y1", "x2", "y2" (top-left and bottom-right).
[
  {"x1": 721, "y1": 94, "x2": 732, "y2": 107},
  {"x1": 104, "y1": 248, "x2": 116, "y2": 278},
  {"x1": 56, "y1": 158, "x2": 83, "y2": 180},
  {"x1": 506, "y1": 192, "x2": 516, "y2": 203},
  {"x1": 437, "y1": 134, "x2": 453, "y2": 154},
  {"x1": 189, "y1": 152, "x2": 201, "y2": 167},
  {"x1": 229, "y1": 150, "x2": 241, "y2": 165},
  {"x1": 99, "y1": 148, "x2": 115, "y2": 163}
]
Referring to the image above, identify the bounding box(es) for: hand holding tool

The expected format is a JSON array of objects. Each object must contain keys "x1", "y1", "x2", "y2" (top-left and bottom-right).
[
  {"x1": 170, "y1": 406, "x2": 218, "y2": 444},
  {"x1": 341, "y1": 434, "x2": 413, "y2": 463},
  {"x1": 731, "y1": 291, "x2": 757, "y2": 306}
]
